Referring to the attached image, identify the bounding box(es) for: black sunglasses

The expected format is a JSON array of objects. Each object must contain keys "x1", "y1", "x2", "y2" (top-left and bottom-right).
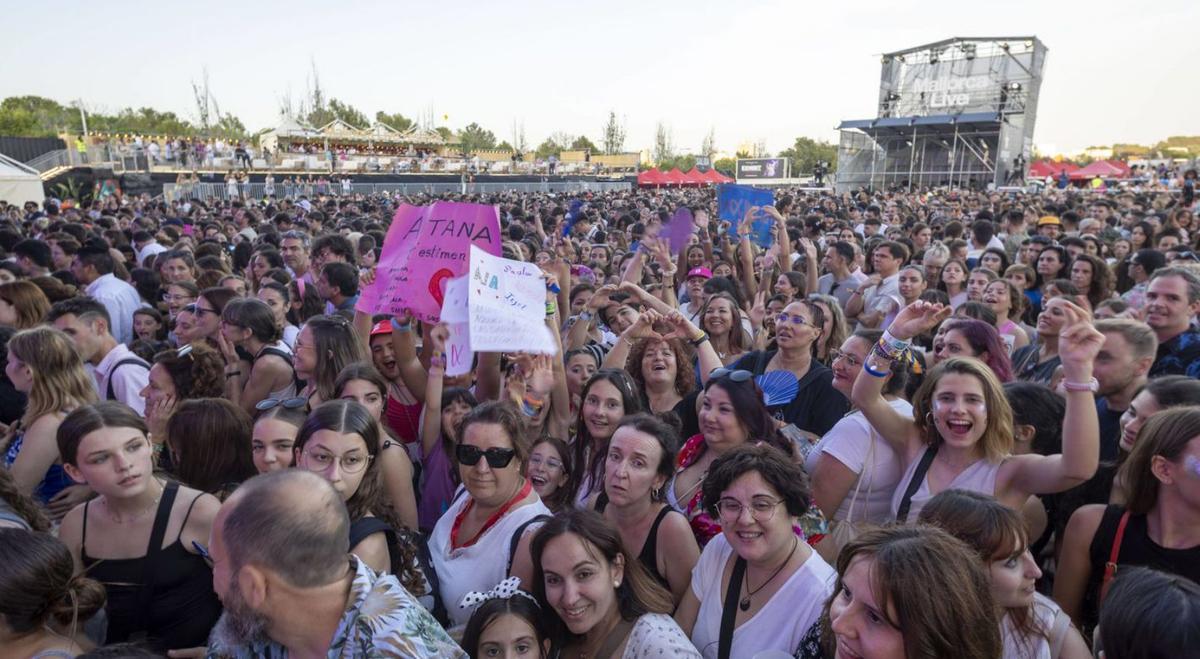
[
  {"x1": 456, "y1": 445, "x2": 517, "y2": 469},
  {"x1": 709, "y1": 367, "x2": 753, "y2": 383},
  {"x1": 256, "y1": 396, "x2": 308, "y2": 411}
]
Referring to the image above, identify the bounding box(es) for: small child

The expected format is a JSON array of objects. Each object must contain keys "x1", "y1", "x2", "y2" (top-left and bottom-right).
[{"x1": 461, "y1": 578, "x2": 549, "y2": 659}]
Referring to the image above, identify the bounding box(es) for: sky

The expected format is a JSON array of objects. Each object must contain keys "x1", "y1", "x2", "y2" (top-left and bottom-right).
[{"x1": 3, "y1": 0, "x2": 1198, "y2": 156}]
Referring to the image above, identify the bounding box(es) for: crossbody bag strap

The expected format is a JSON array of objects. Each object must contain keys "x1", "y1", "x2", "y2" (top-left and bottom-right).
[
  {"x1": 1100, "y1": 510, "x2": 1131, "y2": 604},
  {"x1": 718, "y1": 557, "x2": 747, "y2": 659},
  {"x1": 896, "y1": 447, "x2": 937, "y2": 524}
]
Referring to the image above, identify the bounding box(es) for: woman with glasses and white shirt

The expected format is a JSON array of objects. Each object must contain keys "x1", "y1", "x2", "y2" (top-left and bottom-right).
[
  {"x1": 429, "y1": 401, "x2": 551, "y2": 634},
  {"x1": 675, "y1": 444, "x2": 835, "y2": 659}
]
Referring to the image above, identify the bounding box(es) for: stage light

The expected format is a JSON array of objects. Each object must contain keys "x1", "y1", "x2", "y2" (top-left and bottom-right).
[
  {"x1": 897, "y1": 55, "x2": 905, "y2": 63},
  {"x1": 1024, "y1": 40, "x2": 1034, "y2": 48},
  {"x1": 1000, "y1": 42, "x2": 1010, "y2": 51},
  {"x1": 887, "y1": 92, "x2": 901, "y2": 102},
  {"x1": 1008, "y1": 82, "x2": 1022, "y2": 91},
  {"x1": 882, "y1": 56, "x2": 891, "y2": 64},
  {"x1": 930, "y1": 48, "x2": 940, "y2": 64},
  {"x1": 962, "y1": 44, "x2": 977, "y2": 60}
]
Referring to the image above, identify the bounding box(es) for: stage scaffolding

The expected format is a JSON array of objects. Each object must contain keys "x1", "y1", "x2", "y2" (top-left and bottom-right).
[{"x1": 835, "y1": 37, "x2": 1048, "y2": 192}]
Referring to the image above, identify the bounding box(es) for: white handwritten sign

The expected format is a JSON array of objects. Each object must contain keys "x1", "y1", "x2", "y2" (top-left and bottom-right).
[
  {"x1": 466, "y1": 245, "x2": 556, "y2": 354},
  {"x1": 439, "y1": 276, "x2": 473, "y2": 376}
]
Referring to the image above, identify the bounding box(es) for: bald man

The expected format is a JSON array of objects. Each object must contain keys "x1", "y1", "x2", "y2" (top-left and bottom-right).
[{"x1": 204, "y1": 470, "x2": 465, "y2": 658}]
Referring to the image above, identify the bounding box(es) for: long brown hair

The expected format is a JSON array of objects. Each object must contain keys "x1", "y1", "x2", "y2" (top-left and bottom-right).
[
  {"x1": 531, "y1": 509, "x2": 674, "y2": 645},
  {"x1": 919, "y1": 489, "x2": 1046, "y2": 655},
  {"x1": 0, "y1": 281, "x2": 50, "y2": 329},
  {"x1": 1121, "y1": 407, "x2": 1200, "y2": 515},
  {"x1": 821, "y1": 525, "x2": 1001, "y2": 658},
  {"x1": 166, "y1": 398, "x2": 256, "y2": 499}
]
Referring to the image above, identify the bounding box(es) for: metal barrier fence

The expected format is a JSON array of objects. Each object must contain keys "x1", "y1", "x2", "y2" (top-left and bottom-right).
[{"x1": 164, "y1": 180, "x2": 632, "y2": 201}]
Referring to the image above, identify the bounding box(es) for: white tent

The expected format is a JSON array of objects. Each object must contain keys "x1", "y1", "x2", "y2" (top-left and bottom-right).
[{"x1": 0, "y1": 154, "x2": 43, "y2": 205}]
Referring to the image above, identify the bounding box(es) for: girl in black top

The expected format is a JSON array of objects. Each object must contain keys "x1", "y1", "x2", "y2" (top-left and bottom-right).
[
  {"x1": 56, "y1": 402, "x2": 222, "y2": 652},
  {"x1": 1055, "y1": 406, "x2": 1200, "y2": 634}
]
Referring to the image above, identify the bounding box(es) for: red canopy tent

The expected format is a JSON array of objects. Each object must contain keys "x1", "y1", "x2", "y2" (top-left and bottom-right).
[
  {"x1": 1028, "y1": 160, "x2": 1078, "y2": 178},
  {"x1": 682, "y1": 168, "x2": 708, "y2": 185},
  {"x1": 1069, "y1": 160, "x2": 1128, "y2": 181},
  {"x1": 637, "y1": 168, "x2": 666, "y2": 186},
  {"x1": 661, "y1": 168, "x2": 688, "y2": 185},
  {"x1": 703, "y1": 168, "x2": 734, "y2": 184}
]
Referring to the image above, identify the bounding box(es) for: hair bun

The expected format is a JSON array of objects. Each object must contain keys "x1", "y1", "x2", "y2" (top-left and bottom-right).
[{"x1": 49, "y1": 575, "x2": 106, "y2": 627}]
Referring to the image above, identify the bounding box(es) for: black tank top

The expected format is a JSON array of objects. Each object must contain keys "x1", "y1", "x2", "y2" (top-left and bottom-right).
[
  {"x1": 1083, "y1": 504, "x2": 1200, "y2": 631},
  {"x1": 594, "y1": 493, "x2": 675, "y2": 590},
  {"x1": 82, "y1": 481, "x2": 223, "y2": 651}
]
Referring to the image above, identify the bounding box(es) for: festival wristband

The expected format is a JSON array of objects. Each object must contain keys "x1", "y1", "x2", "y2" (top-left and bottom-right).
[
  {"x1": 521, "y1": 393, "x2": 546, "y2": 417},
  {"x1": 578, "y1": 310, "x2": 594, "y2": 322},
  {"x1": 1060, "y1": 377, "x2": 1099, "y2": 393},
  {"x1": 430, "y1": 352, "x2": 446, "y2": 369},
  {"x1": 390, "y1": 317, "x2": 413, "y2": 333},
  {"x1": 881, "y1": 330, "x2": 911, "y2": 352},
  {"x1": 546, "y1": 303, "x2": 558, "y2": 317},
  {"x1": 689, "y1": 332, "x2": 710, "y2": 346},
  {"x1": 547, "y1": 282, "x2": 561, "y2": 295}
]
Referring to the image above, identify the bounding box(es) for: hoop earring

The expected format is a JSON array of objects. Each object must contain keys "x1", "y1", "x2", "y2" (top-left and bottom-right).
[{"x1": 925, "y1": 412, "x2": 934, "y2": 426}]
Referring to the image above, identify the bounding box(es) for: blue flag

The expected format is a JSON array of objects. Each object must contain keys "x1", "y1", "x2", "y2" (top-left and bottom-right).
[{"x1": 717, "y1": 184, "x2": 775, "y2": 247}]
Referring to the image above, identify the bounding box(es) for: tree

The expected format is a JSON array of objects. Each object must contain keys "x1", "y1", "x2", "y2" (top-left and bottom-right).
[
  {"x1": 496, "y1": 141, "x2": 514, "y2": 152},
  {"x1": 778, "y1": 136, "x2": 838, "y2": 175},
  {"x1": 211, "y1": 114, "x2": 248, "y2": 139},
  {"x1": 434, "y1": 126, "x2": 454, "y2": 142},
  {"x1": 700, "y1": 127, "x2": 717, "y2": 161},
  {"x1": 549, "y1": 132, "x2": 574, "y2": 150},
  {"x1": 570, "y1": 135, "x2": 598, "y2": 152},
  {"x1": 306, "y1": 97, "x2": 367, "y2": 129},
  {"x1": 0, "y1": 96, "x2": 78, "y2": 136},
  {"x1": 534, "y1": 138, "x2": 562, "y2": 159},
  {"x1": 375, "y1": 111, "x2": 414, "y2": 132},
  {"x1": 602, "y1": 111, "x2": 626, "y2": 154},
  {"x1": 653, "y1": 122, "x2": 674, "y2": 164},
  {"x1": 713, "y1": 157, "x2": 737, "y2": 176},
  {"x1": 659, "y1": 154, "x2": 697, "y2": 173},
  {"x1": 458, "y1": 122, "x2": 498, "y2": 153}
]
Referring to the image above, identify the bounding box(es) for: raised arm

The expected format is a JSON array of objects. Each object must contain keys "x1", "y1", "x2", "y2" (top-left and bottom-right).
[
  {"x1": 420, "y1": 325, "x2": 449, "y2": 458},
  {"x1": 800, "y1": 237, "x2": 820, "y2": 296},
  {"x1": 566, "y1": 285, "x2": 616, "y2": 350},
  {"x1": 663, "y1": 310, "x2": 722, "y2": 386},
  {"x1": 1005, "y1": 302, "x2": 1102, "y2": 495},
  {"x1": 389, "y1": 311, "x2": 428, "y2": 404},
  {"x1": 852, "y1": 301, "x2": 951, "y2": 458}
]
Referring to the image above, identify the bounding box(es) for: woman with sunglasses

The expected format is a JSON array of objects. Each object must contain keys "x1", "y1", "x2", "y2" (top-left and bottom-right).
[
  {"x1": 668, "y1": 369, "x2": 795, "y2": 548},
  {"x1": 727, "y1": 299, "x2": 848, "y2": 440},
  {"x1": 430, "y1": 402, "x2": 551, "y2": 634},
  {"x1": 806, "y1": 330, "x2": 911, "y2": 562},
  {"x1": 185, "y1": 287, "x2": 237, "y2": 346},
  {"x1": 56, "y1": 402, "x2": 222, "y2": 652},
  {"x1": 141, "y1": 344, "x2": 225, "y2": 463},
  {"x1": 218, "y1": 297, "x2": 298, "y2": 416},
  {"x1": 675, "y1": 444, "x2": 835, "y2": 659}
]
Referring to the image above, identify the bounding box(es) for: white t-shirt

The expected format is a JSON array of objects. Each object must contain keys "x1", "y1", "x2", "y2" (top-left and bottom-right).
[
  {"x1": 429, "y1": 492, "x2": 550, "y2": 632},
  {"x1": 805, "y1": 399, "x2": 912, "y2": 525},
  {"x1": 624, "y1": 613, "x2": 702, "y2": 658},
  {"x1": 689, "y1": 534, "x2": 835, "y2": 659}
]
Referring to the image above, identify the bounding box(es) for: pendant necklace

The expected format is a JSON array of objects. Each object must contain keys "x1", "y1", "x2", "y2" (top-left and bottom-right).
[{"x1": 740, "y1": 535, "x2": 798, "y2": 611}]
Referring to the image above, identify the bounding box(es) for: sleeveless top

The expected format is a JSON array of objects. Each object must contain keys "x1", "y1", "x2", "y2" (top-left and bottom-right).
[
  {"x1": 254, "y1": 342, "x2": 297, "y2": 400},
  {"x1": 4, "y1": 428, "x2": 73, "y2": 504},
  {"x1": 1082, "y1": 505, "x2": 1200, "y2": 632},
  {"x1": 416, "y1": 439, "x2": 457, "y2": 533},
  {"x1": 594, "y1": 492, "x2": 675, "y2": 591},
  {"x1": 82, "y1": 481, "x2": 223, "y2": 651},
  {"x1": 384, "y1": 394, "x2": 421, "y2": 444},
  {"x1": 889, "y1": 448, "x2": 1003, "y2": 523}
]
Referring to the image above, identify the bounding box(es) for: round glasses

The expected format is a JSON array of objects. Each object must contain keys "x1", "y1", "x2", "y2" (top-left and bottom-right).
[
  {"x1": 301, "y1": 448, "x2": 372, "y2": 474},
  {"x1": 828, "y1": 349, "x2": 863, "y2": 369},
  {"x1": 715, "y1": 496, "x2": 784, "y2": 524}
]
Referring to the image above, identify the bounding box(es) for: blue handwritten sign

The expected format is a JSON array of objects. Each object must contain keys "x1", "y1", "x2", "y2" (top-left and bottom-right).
[{"x1": 717, "y1": 184, "x2": 775, "y2": 248}]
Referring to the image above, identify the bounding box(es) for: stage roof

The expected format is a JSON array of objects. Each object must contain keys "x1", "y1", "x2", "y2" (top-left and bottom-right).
[
  {"x1": 838, "y1": 112, "x2": 1002, "y2": 133},
  {"x1": 883, "y1": 36, "x2": 1040, "y2": 58}
]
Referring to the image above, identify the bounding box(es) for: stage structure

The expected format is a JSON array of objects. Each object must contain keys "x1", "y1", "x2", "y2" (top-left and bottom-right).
[{"x1": 834, "y1": 37, "x2": 1048, "y2": 192}]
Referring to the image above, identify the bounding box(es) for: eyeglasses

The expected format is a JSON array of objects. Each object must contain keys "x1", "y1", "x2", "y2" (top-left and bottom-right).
[
  {"x1": 829, "y1": 349, "x2": 863, "y2": 369},
  {"x1": 182, "y1": 303, "x2": 219, "y2": 317},
  {"x1": 256, "y1": 396, "x2": 308, "y2": 411},
  {"x1": 775, "y1": 312, "x2": 815, "y2": 327},
  {"x1": 301, "y1": 447, "x2": 372, "y2": 474},
  {"x1": 709, "y1": 367, "x2": 753, "y2": 383},
  {"x1": 162, "y1": 293, "x2": 193, "y2": 303},
  {"x1": 715, "y1": 496, "x2": 784, "y2": 523},
  {"x1": 456, "y1": 444, "x2": 517, "y2": 469},
  {"x1": 528, "y1": 454, "x2": 564, "y2": 471}
]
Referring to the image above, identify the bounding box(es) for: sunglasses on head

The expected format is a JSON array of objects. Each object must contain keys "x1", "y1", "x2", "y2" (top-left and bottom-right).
[
  {"x1": 456, "y1": 444, "x2": 517, "y2": 469},
  {"x1": 709, "y1": 367, "x2": 753, "y2": 383},
  {"x1": 256, "y1": 396, "x2": 308, "y2": 412}
]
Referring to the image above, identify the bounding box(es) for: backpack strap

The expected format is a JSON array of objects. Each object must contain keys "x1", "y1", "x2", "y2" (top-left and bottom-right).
[
  {"x1": 896, "y1": 447, "x2": 937, "y2": 524},
  {"x1": 1099, "y1": 510, "x2": 1131, "y2": 605},
  {"x1": 106, "y1": 357, "x2": 150, "y2": 401},
  {"x1": 507, "y1": 514, "x2": 551, "y2": 576}
]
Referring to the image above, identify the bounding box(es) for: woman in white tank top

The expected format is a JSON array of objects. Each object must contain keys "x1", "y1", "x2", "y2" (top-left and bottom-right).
[{"x1": 849, "y1": 300, "x2": 1104, "y2": 524}]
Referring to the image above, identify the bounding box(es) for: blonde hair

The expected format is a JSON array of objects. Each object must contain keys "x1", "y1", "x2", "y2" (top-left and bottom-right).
[
  {"x1": 8, "y1": 327, "x2": 97, "y2": 427},
  {"x1": 912, "y1": 357, "x2": 1013, "y2": 462}
]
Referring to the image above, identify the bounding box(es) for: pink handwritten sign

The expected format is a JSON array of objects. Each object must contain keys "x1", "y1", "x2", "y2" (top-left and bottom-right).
[{"x1": 357, "y1": 201, "x2": 501, "y2": 322}]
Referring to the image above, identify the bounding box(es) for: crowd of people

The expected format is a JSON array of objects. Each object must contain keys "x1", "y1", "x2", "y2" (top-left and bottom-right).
[{"x1": 0, "y1": 179, "x2": 1198, "y2": 658}]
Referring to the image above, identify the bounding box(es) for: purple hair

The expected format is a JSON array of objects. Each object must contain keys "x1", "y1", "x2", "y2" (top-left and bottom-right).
[{"x1": 943, "y1": 319, "x2": 1013, "y2": 383}]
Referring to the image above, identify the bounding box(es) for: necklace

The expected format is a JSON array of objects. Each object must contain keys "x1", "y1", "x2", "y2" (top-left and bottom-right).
[
  {"x1": 105, "y1": 479, "x2": 163, "y2": 524},
  {"x1": 739, "y1": 535, "x2": 798, "y2": 611}
]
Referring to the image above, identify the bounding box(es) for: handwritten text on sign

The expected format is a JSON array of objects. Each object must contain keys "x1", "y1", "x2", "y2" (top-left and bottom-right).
[
  {"x1": 466, "y1": 245, "x2": 556, "y2": 354},
  {"x1": 357, "y1": 201, "x2": 501, "y2": 322}
]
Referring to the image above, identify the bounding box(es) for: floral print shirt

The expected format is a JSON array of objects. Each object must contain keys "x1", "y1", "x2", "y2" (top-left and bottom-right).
[{"x1": 206, "y1": 557, "x2": 466, "y2": 659}]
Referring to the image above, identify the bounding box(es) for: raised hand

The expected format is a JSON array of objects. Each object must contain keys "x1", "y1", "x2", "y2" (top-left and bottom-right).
[
  {"x1": 887, "y1": 300, "x2": 952, "y2": 341},
  {"x1": 587, "y1": 284, "x2": 618, "y2": 310},
  {"x1": 146, "y1": 393, "x2": 176, "y2": 440},
  {"x1": 799, "y1": 237, "x2": 819, "y2": 263},
  {"x1": 428, "y1": 323, "x2": 449, "y2": 352},
  {"x1": 623, "y1": 308, "x2": 665, "y2": 341},
  {"x1": 749, "y1": 290, "x2": 768, "y2": 329},
  {"x1": 1057, "y1": 301, "x2": 1103, "y2": 375},
  {"x1": 660, "y1": 309, "x2": 703, "y2": 342}
]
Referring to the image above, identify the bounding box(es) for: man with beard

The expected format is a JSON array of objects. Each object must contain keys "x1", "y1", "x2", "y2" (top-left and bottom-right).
[
  {"x1": 1090, "y1": 319, "x2": 1157, "y2": 460},
  {"x1": 204, "y1": 470, "x2": 465, "y2": 658},
  {"x1": 1145, "y1": 267, "x2": 1200, "y2": 378}
]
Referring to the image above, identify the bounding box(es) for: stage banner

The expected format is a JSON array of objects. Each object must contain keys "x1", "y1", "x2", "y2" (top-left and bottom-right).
[
  {"x1": 718, "y1": 184, "x2": 776, "y2": 248},
  {"x1": 466, "y1": 245, "x2": 556, "y2": 354},
  {"x1": 357, "y1": 201, "x2": 501, "y2": 322},
  {"x1": 736, "y1": 157, "x2": 791, "y2": 180}
]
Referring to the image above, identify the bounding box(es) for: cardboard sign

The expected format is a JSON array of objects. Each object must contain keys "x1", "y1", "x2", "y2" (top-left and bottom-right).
[
  {"x1": 466, "y1": 246, "x2": 556, "y2": 354},
  {"x1": 357, "y1": 201, "x2": 501, "y2": 322}
]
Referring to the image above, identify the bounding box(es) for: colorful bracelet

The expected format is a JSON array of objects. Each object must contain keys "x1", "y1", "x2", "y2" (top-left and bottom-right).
[
  {"x1": 863, "y1": 361, "x2": 890, "y2": 378},
  {"x1": 430, "y1": 352, "x2": 446, "y2": 369},
  {"x1": 689, "y1": 332, "x2": 710, "y2": 346},
  {"x1": 880, "y1": 330, "x2": 910, "y2": 353},
  {"x1": 545, "y1": 303, "x2": 558, "y2": 317},
  {"x1": 521, "y1": 393, "x2": 547, "y2": 417}
]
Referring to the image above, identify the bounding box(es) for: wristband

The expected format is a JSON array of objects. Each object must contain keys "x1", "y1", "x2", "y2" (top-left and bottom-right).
[
  {"x1": 225, "y1": 371, "x2": 242, "y2": 378},
  {"x1": 547, "y1": 282, "x2": 561, "y2": 295},
  {"x1": 390, "y1": 317, "x2": 412, "y2": 333},
  {"x1": 1060, "y1": 377, "x2": 1098, "y2": 393},
  {"x1": 862, "y1": 361, "x2": 890, "y2": 378},
  {"x1": 880, "y1": 330, "x2": 910, "y2": 353},
  {"x1": 521, "y1": 392, "x2": 546, "y2": 417},
  {"x1": 689, "y1": 332, "x2": 710, "y2": 347},
  {"x1": 579, "y1": 310, "x2": 594, "y2": 322},
  {"x1": 429, "y1": 352, "x2": 446, "y2": 369},
  {"x1": 545, "y1": 303, "x2": 558, "y2": 317}
]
